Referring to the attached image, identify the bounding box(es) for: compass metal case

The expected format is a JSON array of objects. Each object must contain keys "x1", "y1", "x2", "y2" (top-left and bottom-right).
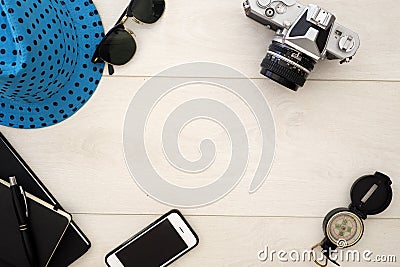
[{"x1": 312, "y1": 172, "x2": 393, "y2": 266}]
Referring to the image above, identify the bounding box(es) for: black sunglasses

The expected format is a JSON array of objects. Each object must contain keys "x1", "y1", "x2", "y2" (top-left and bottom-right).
[{"x1": 92, "y1": 0, "x2": 166, "y2": 75}]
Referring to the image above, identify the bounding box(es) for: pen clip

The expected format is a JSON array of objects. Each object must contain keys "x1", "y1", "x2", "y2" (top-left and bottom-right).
[{"x1": 19, "y1": 186, "x2": 29, "y2": 218}]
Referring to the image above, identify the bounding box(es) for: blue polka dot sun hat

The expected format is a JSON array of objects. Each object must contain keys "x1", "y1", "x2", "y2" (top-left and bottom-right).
[{"x1": 0, "y1": 0, "x2": 105, "y2": 128}]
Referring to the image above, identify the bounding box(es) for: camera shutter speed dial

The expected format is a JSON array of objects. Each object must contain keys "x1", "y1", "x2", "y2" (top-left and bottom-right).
[
  {"x1": 257, "y1": 0, "x2": 271, "y2": 8},
  {"x1": 339, "y1": 35, "x2": 356, "y2": 52}
]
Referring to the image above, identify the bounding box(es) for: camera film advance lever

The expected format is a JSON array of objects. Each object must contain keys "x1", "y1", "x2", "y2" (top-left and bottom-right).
[{"x1": 243, "y1": 0, "x2": 360, "y2": 91}]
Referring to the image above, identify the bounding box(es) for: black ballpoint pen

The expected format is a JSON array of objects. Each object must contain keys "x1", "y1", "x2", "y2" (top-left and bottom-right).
[{"x1": 9, "y1": 176, "x2": 38, "y2": 267}]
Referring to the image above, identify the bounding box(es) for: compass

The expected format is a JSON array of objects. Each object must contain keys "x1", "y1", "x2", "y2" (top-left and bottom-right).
[
  {"x1": 312, "y1": 172, "x2": 393, "y2": 267},
  {"x1": 324, "y1": 209, "x2": 363, "y2": 248}
]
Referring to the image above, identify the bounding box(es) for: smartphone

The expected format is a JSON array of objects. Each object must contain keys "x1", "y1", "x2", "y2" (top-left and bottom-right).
[{"x1": 105, "y1": 210, "x2": 199, "y2": 267}]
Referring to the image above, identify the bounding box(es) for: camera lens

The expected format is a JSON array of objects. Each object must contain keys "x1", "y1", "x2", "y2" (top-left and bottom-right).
[{"x1": 260, "y1": 42, "x2": 316, "y2": 91}]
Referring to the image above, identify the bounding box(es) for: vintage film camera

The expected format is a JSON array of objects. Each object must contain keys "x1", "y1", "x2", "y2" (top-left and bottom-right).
[{"x1": 243, "y1": 0, "x2": 360, "y2": 91}]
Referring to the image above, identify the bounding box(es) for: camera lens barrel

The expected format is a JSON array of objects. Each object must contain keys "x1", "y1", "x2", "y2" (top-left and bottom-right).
[{"x1": 260, "y1": 42, "x2": 317, "y2": 91}]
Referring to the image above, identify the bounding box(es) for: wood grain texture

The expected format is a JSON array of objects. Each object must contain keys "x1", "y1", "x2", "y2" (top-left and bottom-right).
[
  {"x1": 70, "y1": 214, "x2": 399, "y2": 267},
  {"x1": 94, "y1": 0, "x2": 400, "y2": 80},
  {"x1": 0, "y1": 78, "x2": 399, "y2": 218},
  {"x1": 1, "y1": 0, "x2": 400, "y2": 266}
]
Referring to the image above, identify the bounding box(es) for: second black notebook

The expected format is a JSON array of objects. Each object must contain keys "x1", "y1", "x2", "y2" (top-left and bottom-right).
[
  {"x1": 0, "y1": 133, "x2": 91, "y2": 266},
  {"x1": 0, "y1": 180, "x2": 71, "y2": 267}
]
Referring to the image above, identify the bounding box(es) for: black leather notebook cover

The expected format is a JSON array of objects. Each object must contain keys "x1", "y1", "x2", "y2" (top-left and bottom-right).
[
  {"x1": 0, "y1": 181, "x2": 71, "y2": 267},
  {"x1": 0, "y1": 133, "x2": 91, "y2": 267}
]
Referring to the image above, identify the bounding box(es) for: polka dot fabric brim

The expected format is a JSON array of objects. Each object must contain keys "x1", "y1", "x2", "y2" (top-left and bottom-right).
[{"x1": 0, "y1": 0, "x2": 105, "y2": 128}]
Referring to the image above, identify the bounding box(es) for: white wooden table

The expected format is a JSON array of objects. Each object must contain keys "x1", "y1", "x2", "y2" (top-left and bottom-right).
[{"x1": 1, "y1": 0, "x2": 399, "y2": 266}]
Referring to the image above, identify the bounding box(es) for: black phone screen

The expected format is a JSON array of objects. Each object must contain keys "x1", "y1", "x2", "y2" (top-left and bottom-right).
[{"x1": 116, "y1": 219, "x2": 188, "y2": 266}]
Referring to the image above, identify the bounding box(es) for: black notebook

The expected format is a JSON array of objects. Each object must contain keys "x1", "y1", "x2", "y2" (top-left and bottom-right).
[
  {"x1": 0, "y1": 180, "x2": 71, "y2": 267},
  {"x1": 0, "y1": 133, "x2": 91, "y2": 266}
]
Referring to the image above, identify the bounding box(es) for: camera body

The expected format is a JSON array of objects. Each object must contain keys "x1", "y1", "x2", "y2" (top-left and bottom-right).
[{"x1": 244, "y1": 0, "x2": 360, "y2": 91}]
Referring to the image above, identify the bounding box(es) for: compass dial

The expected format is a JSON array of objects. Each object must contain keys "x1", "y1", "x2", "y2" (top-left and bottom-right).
[{"x1": 326, "y1": 211, "x2": 363, "y2": 248}]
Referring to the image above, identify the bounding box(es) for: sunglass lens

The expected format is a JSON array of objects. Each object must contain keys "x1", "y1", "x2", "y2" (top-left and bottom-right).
[
  {"x1": 98, "y1": 28, "x2": 137, "y2": 66},
  {"x1": 129, "y1": 0, "x2": 165, "y2": 24}
]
